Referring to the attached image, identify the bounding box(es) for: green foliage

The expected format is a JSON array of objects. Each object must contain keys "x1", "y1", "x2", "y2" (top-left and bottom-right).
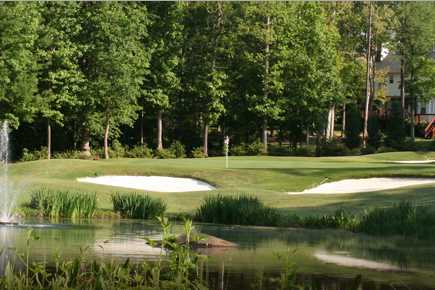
[
  {"x1": 344, "y1": 104, "x2": 362, "y2": 149},
  {"x1": 112, "y1": 193, "x2": 166, "y2": 219},
  {"x1": 110, "y1": 140, "x2": 127, "y2": 158},
  {"x1": 246, "y1": 140, "x2": 265, "y2": 155},
  {"x1": 29, "y1": 189, "x2": 96, "y2": 219},
  {"x1": 190, "y1": 147, "x2": 207, "y2": 158},
  {"x1": 385, "y1": 101, "x2": 407, "y2": 149},
  {"x1": 367, "y1": 115, "x2": 382, "y2": 149},
  {"x1": 230, "y1": 144, "x2": 247, "y2": 156},
  {"x1": 169, "y1": 141, "x2": 186, "y2": 158},
  {"x1": 125, "y1": 145, "x2": 153, "y2": 158},
  {"x1": 301, "y1": 209, "x2": 358, "y2": 230},
  {"x1": 320, "y1": 140, "x2": 352, "y2": 156},
  {"x1": 20, "y1": 147, "x2": 48, "y2": 162},
  {"x1": 154, "y1": 148, "x2": 176, "y2": 159},
  {"x1": 195, "y1": 195, "x2": 280, "y2": 226}
]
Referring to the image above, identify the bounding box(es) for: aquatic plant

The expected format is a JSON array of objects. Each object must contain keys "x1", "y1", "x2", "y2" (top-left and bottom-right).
[
  {"x1": 29, "y1": 189, "x2": 96, "y2": 219},
  {"x1": 112, "y1": 193, "x2": 166, "y2": 219},
  {"x1": 195, "y1": 194, "x2": 280, "y2": 226}
]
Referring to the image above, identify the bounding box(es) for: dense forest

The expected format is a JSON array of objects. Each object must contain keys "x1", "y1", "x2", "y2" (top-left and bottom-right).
[{"x1": 0, "y1": 2, "x2": 434, "y2": 160}]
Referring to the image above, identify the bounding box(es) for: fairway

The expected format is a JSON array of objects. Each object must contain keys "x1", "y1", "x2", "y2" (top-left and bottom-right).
[{"x1": 9, "y1": 151, "x2": 435, "y2": 216}]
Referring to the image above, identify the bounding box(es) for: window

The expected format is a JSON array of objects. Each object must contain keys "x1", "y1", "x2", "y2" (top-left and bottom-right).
[{"x1": 389, "y1": 74, "x2": 394, "y2": 84}]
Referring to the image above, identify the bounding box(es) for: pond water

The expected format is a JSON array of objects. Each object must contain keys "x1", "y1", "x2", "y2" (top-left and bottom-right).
[{"x1": 1, "y1": 219, "x2": 435, "y2": 290}]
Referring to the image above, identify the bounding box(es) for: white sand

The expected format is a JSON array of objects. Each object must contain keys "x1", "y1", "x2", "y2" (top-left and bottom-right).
[
  {"x1": 314, "y1": 251, "x2": 400, "y2": 271},
  {"x1": 393, "y1": 160, "x2": 435, "y2": 164},
  {"x1": 77, "y1": 175, "x2": 215, "y2": 192},
  {"x1": 289, "y1": 177, "x2": 435, "y2": 195}
]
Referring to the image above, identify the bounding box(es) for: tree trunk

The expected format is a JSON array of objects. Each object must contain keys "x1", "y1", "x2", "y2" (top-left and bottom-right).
[
  {"x1": 203, "y1": 122, "x2": 208, "y2": 157},
  {"x1": 362, "y1": 2, "x2": 373, "y2": 148},
  {"x1": 81, "y1": 127, "x2": 91, "y2": 157},
  {"x1": 326, "y1": 106, "x2": 335, "y2": 141},
  {"x1": 47, "y1": 120, "x2": 51, "y2": 160},
  {"x1": 104, "y1": 121, "x2": 110, "y2": 160},
  {"x1": 140, "y1": 109, "x2": 144, "y2": 145},
  {"x1": 400, "y1": 57, "x2": 406, "y2": 119},
  {"x1": 411, "y1": 95, "x2": 416, "y2": 140},
  {"x1": 262, "y1": 119, "x2": 268, "y2": 153},
  {"x1": 342, "y1": 103, "x2": 346, "y2": 138},
  {"x1": 157, "y1": 110, "x2": 163, "y2": 150}
]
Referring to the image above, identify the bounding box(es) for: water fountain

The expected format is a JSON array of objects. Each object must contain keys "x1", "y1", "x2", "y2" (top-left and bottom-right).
[{"x1": 0, "y1": 121, "x2": 17, "y2": 224}]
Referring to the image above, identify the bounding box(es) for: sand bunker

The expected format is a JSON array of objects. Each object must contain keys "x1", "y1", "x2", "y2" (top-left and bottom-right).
[
  {"x1": 77, "y1": 176, "x2": 215, "y2": 192},
  {"x1": 314, "y1": 251, "x2": 400, "y2": 271},
  {"x1": 393, "y1": 160, "x2": 435, "y2": 164},
  {"x1": 289, "y1": 177, "x2": 435, "y2": 195}
]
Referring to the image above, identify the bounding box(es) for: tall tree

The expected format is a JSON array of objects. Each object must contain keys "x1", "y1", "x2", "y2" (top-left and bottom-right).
[
  {"x1": 37, "y1": 2, "x2": 84, "y2": 159},
  {"x1": 81, "y1": 3, "x2": 150, "y2": 159},
  {"x1": 144, "y1": 2, "x2": 183, "y2": 150},
  {"x1": 0, "y1": 3, "x2": 40, "y2": 128}
]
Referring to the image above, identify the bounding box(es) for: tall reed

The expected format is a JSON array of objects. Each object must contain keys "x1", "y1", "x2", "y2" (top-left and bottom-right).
[
  {"x1": 195, "y1": 194, "x2": 279, "y2": 226},
  {"x1": 29, "y1": 189, "x2": 96, "y2": 218},
  {"x1": 111, "y1": 193, "x2": 166, "y2": 219}
]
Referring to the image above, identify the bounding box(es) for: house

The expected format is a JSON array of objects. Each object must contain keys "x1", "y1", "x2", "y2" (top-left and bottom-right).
[{"x1": 375, "y1": 51, "x2": 435, "y2": 123}]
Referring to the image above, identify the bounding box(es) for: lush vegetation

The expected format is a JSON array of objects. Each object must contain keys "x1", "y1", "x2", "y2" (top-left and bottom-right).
[
  {"x1": 112, "y1": 193, "x2": 167, "y2": 219},
  {"x1": 29, "y1": 189, "x2": 96, "y2": 219},
  {"x1": 195, "y1": 195, "x2": 280, "y2": 226},
  {"x1": 0, "y1": 2, "x2": 433, "y2": 161}
]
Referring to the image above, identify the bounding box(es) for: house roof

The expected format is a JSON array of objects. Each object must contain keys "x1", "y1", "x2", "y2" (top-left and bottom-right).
[{"x1": 376, "y1": 54, "x2": 401, "y2": 74}]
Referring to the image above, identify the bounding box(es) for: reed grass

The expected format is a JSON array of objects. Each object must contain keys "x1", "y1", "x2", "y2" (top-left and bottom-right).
[
  {"x1": 111, "y1": 193, "x2": 166, "y2": 219},
  {"x1": 29, "y1": 189, "x2": 96, "y2": 219},
  {"x1": 194, "y1": 194, "x2": 280, "y2": 226}
]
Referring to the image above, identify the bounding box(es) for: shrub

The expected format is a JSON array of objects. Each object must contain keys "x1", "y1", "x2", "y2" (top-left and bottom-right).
[
  {"x1": 385, "y1": 100, "x2": 407, "y2": 149},
  {"x1": 191, "y1": 147, "x2": 207, "y2": 158},
  {"x1": 125, "y1": 145, "x2": 153, "y2": 158},
  {"x1": 21, "y1": 147, "x2": 48, "y2": 161},
  {"x1": 29, "y1": 189, "x2": 96, "y2": 218},
  {"x1": 110, "y1": 140, "x2": 127, "y2": 158},
  {"x1": 111, "y1": 193, "x2": 166, "y2": 219},
  {"x1": 320, "y1": 140, "x2": 351, "y2": 156},
  {"x1": 377, "y1": 146, "x2": 396, "y2": 153},
  {"x1": 52, "y1": 150, "x2": 85, "y2": 159},
  {"x1": 293, "y1": 146, "x2": 316, "y2": 157},
  {"x1": 301, "y1": 209, "x2": 358, "y2": 230},
  {"x1": 344, "y1": 104, "x2": 362, "y2": 149},
  {"x1": 268, "y1": 145, "x2": 292, "y2": 156},
  {"x1": 246, "y1": 140, "x2": 264, "y2": 155},
  {"x1": 230, "y1": 144, "x2": 246, "y2": 156},
  {"x1": 169, "y1": 141, "x2": 186, "y2": 158},
  {"x1": 195, "y1": 194, "x2": 280, "y2": 226},
  {"x1": 368, "y1": 115, "x2": 382, "y2": 149},
  {"x1": 360, "y1": 145, "x2": 377, "y2": 155},
  {"x1": 154, "y1": 148, "x2": 176, "y2": 159}
]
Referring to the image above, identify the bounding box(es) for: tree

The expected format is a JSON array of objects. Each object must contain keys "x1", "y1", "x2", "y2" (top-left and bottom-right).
[
  {"x1": 395, "y1": 2, "x2": 435, "y2": 140},
  {"x1": 37, "y1": 2, "x2": 84, "y2": 159},
  {"x1": 182, "y1": 3, "x2": 228, "y2": 156},
  {"x1": 144, "y1": 3, "x2": 183, "y2": 150},
  {"x1": 81, "y1": 3, "x2": 150, "y2": 159},
  {"x1": 0, "y1": 2, "x2": 40, "y2": 128},
  {"x1": 344, "y1": 104, "x2": 362, "y2": 149}
]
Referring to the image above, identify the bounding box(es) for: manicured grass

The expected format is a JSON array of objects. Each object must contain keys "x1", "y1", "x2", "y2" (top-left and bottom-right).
[{"x1": 8, "y1": 151, "x2": 435, "y2": 216}]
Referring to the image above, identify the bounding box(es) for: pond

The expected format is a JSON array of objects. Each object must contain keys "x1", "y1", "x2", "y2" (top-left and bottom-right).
[{"x1": 1, "y1": 219, "x2": 435, "y2": 290}]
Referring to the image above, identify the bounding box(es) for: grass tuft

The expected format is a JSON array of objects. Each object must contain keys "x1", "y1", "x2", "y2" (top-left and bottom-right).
[
  {"x1": 111, "y1": 193, "x2": 166, "y2": 219},
  {"x1": 29, "y1": 189, "x2": 96, "y2": 219}
]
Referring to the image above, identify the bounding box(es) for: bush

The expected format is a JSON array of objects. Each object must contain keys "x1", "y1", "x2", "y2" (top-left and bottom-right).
[
  {"x1": 377, "y1": 146, "x2": 396, "y2": 153},
  {"x1": 293, "y1": 146, "x2": 316, "y2": 157},
  {"x1": 230, "y1": 144, "x2": 247, "y2": 156},
  {"x1": 268, "y1": 145, "x2": 292, "y2": 156},
  {"x1": 125, "y1": 145, "x2": 153, "y2": 158},
  {"x1": 344, "y1": 104, "x2": 362, "y2": 149},
  {"x1": 320, "y1": 140, "x2": 351, "y2": 156},
  {"x1": 21, "y1": 147, "x2": 48, "y2": 161},
  {"x1": 169, "y1": 141, "x2": 186, "y2": 158},
  {"x1": 29, "y1": 189, "x2": 96, "y2": 218},
  {"x1": 385, "y1": 100, "x2": 407, "y2": 149},
  {"x1": 111, "y1": 193, "x2": 166, "y2": 219},
  {"x1": 191, "y1": 147, "x2": 207, "y2": 158},
  {"x1": 360, "y1": 145, "x2": 377, "y2": 155},
  {"x1": 154, "y1": 148, "x2": 176, "y2": 159},
  {"x1": 302, "y1": 209, "x2": 358, "y2": 230},
  {"x1": 110, "y1": 140, "x2": 127, "y2": 158},
  {"x1": 246, "y1": 140, "x2": 264, "y2": 155},
  {"x1": 368, "y1": 115, "x2": 382, "y2": 149},
  {"x1": 52, "y1": 150, "x2": 86, "y2": 159},
  {"x1": 195, "y1": 194, "x2": 280, "y2": 226}
]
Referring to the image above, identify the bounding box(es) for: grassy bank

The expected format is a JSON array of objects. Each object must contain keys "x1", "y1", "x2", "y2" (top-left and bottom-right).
[{"x1": 8, "y1": 151, "x2": 435, "y2": 217}]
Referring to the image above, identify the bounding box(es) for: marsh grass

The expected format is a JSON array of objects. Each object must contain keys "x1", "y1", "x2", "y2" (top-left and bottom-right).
[
  {"x1": 112, "y1": 193, "x2": 166, "y2": 219},
  {"x1": 29, "y1": 189, "x2": 96, "y2": 218},
  {"x1": 195, "y1": 195, "x2": 280, "y2": 226}
]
